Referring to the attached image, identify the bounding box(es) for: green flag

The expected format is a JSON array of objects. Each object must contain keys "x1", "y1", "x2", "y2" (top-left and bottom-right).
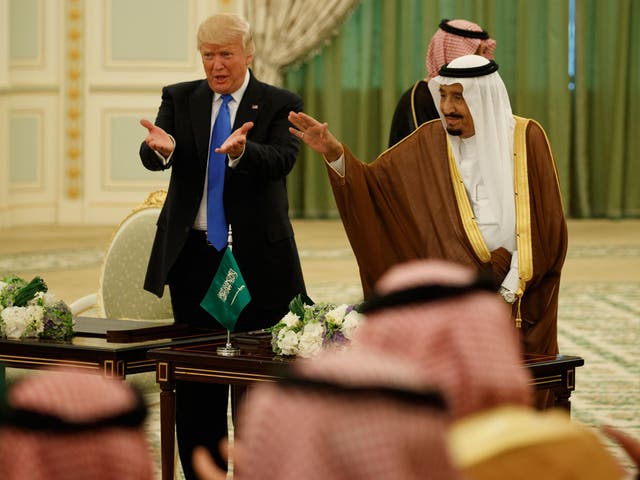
[{"x1": 200, "y1": 248, "x2": 251, "y2": 331}]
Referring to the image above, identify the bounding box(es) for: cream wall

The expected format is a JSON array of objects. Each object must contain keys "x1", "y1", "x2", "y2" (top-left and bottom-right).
[{"x1": 0, "y1": 0, "x2": 243, "y2": 226}]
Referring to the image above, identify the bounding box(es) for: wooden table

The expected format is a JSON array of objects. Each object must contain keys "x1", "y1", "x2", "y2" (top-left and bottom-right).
[
  {"x1": 148, "y1": 334, "x2": 584, "y2": 480},
  {"x1": 0, "y1": 316, "x2": 223, "y2": 379}
]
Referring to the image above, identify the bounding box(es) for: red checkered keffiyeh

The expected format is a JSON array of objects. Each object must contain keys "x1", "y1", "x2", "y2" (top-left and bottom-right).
[
  {"x1": 236, "y1": 348, "x2": 462, "y2": 480},
  {"x1": 229, "y1": 259, "x2": 531, "y2": 479},
  {"x1": 353, "y1": 259, "x2": 534, "y2": 420},
  {"x1": 0, "y1": 369, "x2": 154, "y2": 480},
  {"x1": 426, "y1": 19, "x2": 496, "y2": 79}
]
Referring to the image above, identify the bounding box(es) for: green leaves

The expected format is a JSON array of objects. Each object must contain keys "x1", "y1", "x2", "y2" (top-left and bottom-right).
[
  {"x1": 288, "y1": 293, "x2": 315, "y2": 318},
  {"x1": 13, "y1": 277, "x2": 48, "y2": 307}
]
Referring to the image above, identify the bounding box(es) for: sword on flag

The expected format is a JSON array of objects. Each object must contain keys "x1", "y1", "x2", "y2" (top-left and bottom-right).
[{"x1": 200, "y1": 225, "x2": 250, "y2": 356}]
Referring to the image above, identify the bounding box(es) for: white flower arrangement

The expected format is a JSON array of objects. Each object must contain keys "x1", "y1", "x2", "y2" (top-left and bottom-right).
[
  {"x1": 270, "y1": 294, "x2": 364, "y2": 358},
  {"x1": 0, "y1": 275, "x2": 74, "y2": 341}
]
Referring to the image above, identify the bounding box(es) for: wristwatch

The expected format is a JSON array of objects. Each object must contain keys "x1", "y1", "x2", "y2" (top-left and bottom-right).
[{"x1": 499, "y1": 286, "x2": 517, "y2": 304}]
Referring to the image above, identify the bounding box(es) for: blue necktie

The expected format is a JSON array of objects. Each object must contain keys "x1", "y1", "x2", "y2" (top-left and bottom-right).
[{"x1": 207, "y1": 94, "x2": 232, "y2": 250}]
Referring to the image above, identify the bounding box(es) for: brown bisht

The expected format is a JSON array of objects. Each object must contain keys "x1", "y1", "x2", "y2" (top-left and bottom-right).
[{"x1": 326, "y1": 118, "x2": 567, "y2": 357}]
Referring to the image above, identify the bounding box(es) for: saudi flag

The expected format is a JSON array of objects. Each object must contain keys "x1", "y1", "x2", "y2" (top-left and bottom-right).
[{"x1": 200, "y1": 248, "x2": 251, "y2": 331}]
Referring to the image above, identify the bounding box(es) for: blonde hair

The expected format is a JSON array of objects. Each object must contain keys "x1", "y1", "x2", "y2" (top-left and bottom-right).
[{"x1": 197, "y1": 13, "x2": 255, "y2": 56}]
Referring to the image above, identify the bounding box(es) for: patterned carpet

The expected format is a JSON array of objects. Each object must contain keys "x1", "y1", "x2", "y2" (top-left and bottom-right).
[
  {"x1": 1, "y1": 238, "x2": 639, "y2": 477},
  {"x1": 558, "y1": 281, "x2": 639, "y2": 472},
  {"x1": 0, "y1": 247, "x2": 104, "y2": 273}
]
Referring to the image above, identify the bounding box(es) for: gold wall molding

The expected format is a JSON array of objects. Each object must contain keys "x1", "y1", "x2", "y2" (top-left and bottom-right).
[{"x1": 64, "y1": 0, "x2": 84, "y2": 199}]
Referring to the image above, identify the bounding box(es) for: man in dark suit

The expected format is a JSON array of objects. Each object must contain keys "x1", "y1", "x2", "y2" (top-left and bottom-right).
[{"x1": 139, "y1": 13, "x2": 306, "y2": 479}]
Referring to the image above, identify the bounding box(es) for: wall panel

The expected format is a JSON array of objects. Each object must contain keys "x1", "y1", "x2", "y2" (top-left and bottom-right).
[
  {"x1": 5, "y1": 94, "x2": 59, "y2": 225},
  {"x1": 83, "y1": 93, "x2": 170, "y2": 223},
  {"x1": 8, "y1": 0, "x2": 59, "y2": 85},
  {"x1": 86, "y1": 0, "x2": 208, "y2": 88},
  {"x1": 9, "y1": 114, "x2": 40, "y2": 184}
]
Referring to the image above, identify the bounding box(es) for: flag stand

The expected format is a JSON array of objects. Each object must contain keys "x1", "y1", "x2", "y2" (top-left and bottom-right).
[
  {"x1": 216, "y1": 225, "x2": 241, "y2": 357},
  {"x1": 217, "y1": 329, "x2": 240, "y2": 356}
]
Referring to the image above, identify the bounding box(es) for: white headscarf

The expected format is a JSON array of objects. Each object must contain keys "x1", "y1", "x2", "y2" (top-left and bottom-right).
[{"x1": 428, "y1": 55, "x2": 516, "y2": 252}]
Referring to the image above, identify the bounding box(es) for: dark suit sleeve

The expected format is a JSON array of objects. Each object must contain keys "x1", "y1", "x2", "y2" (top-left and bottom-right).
[
  {"x1": 235, "y1": 91, "x2": 303, "y2": 181},
  {"x1": 388, "y1": 81, "x2": 440, "y2": 148},
  {"x1": 140, "y1": 86, "x2": 176, "y2": 171},
  {"x1": 388, "y1": 87, "x2": 416, "y2": 147}
]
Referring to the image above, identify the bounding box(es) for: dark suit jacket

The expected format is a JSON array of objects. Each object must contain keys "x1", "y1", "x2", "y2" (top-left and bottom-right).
[
  {"x1": 140, "y1": 72, "x2": 306, "y2": 311},
  {"x1": 388, "y1": 80, "x2": 440, "y2": 147}
]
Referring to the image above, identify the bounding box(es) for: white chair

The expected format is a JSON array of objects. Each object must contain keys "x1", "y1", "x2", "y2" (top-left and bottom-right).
[
  {"x1": 69, "y1": 190, "x2": 174, "y2": 417},
  {"x1": 71, "y1": 189, "x2": 173, "y2": 321}
]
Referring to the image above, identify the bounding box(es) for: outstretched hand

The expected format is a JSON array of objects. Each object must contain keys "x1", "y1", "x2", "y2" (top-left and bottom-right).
[
  {"x1": 601, "y1": 425, "x2": 640, "y2": 470},
  {"x1": 288, "y1": 111, "x2": 344, "y2": 162},
  {"x1": 216, "y1": 122, "x2": 254, "y2": 159},
  {"x1": 192, "y1": 446, "x2": 226, "y2": 480},
  {"x1": 192, "y1": 439, "x2": 244, "y2": 480},
  {"x1": 140, "y1": 119, "x2": 174, "y2": 158}
]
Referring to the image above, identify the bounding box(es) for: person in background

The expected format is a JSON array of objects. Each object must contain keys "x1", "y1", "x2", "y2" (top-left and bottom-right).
[
  {"x1": 352, "y1": 258, "x2": 533, "y2": 418},
  {"x1": 139, "y1": 12, "x2": 306, "y2": 478},
  {"x1": 388, "y1": 18, "x2": 496, "y2": 147},
  {"x1": 0, "y1": 369, "x2": 154, "y2": 480},
  {"x1": 192, "y1": 258, "x2": 530, "y2": 480},
  {"x1": 235, "y1": 348, "x2": 459, "y2": 480},
  {"x1": 355, "y1": 259, "x2": 633, "y2": 479},
  {"x1": 190, "y1": 260, "x2": 637, "y2": 480},
  {"x1": 288, "y1": 55, "x2": 568, "y2": 399},
  {"x1": 189, "y1": 258, "x2": 533, "y2": 479}
]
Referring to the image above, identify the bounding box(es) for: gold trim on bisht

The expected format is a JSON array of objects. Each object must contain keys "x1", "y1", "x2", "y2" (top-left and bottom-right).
[
  {"x1": 447, "y1": 140, "x2": 492, "y2": 263},
  {"x1": 513, "y1": 116, "x2": 533, "y2": 328},
  {"x1": 410, "y1": 81, "x2": 422, "y2": 130},
  {"x1": 448, "y1": 118, "x2": 534, "y2": 328}
]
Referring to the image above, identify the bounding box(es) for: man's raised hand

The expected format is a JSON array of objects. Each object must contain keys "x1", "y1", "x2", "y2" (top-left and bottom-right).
[
  {"x1": 140, "y1": 119, "x2": 174, "y2": 158},
  {"x1": 215, "y1": 121, "x2": 254, "y2": 159},
  {"x1": 288, "y1": 111, "x2": 344, "y2": 162}
]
